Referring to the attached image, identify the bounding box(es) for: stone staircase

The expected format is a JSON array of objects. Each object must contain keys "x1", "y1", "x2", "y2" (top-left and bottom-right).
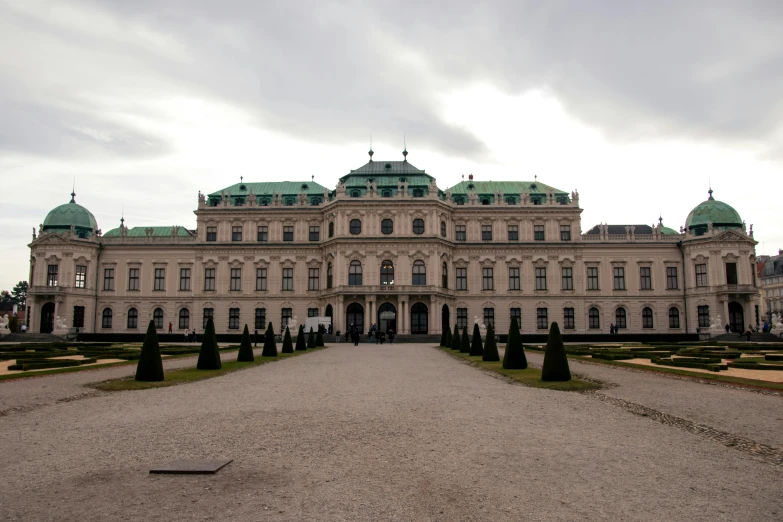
[{"x1": 710, "y1": 332, "x2": 782, "y2": 343}]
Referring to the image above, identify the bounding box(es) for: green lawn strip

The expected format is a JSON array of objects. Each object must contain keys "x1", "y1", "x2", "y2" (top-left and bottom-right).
[
  {"x1": 524, "y1": 347, "x2": 783, "y2": 392},
  {"x1": 94, "y1": 347, "x2": 325, "y2": 392},
  {"x1": 438, "y1": 346, "x2": 600, "y2": 392},
  {"x1": 0, "y1": 347, "x2": 241, "y2": 382}
]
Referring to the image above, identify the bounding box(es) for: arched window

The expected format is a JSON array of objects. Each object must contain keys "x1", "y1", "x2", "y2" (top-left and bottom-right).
[
  {"x1": 615, "y1": 308, "x2": 626, "y2": 329},
  {"x1": 381, "y1": 260, "x2": 394, "y2": 286},
  {"x1": 642, "y1": 307, "x2": 653, "y2": 329},
  {"x1": 505, "y1": 196, "x2": 516, "y2": 205},
  {"x1": 413, "y1": 218, "x2": 425, "y2": 235},
  {"x1": 327, "y1": 263, "x2": 333, "y2": 289},
  {"x1": 328, "y1": 222, "x2": 334, "y2": 237},
  {"x1": 381, "y1": 219, "x2": 393, "y2": 235},
  {"x1": 481, "y1": 198, "x2": 490, "y2": 205},
  {"x1": 101, "y1": 308, "x2": 112, "y2": 329},
  {"x1": 153, "y1": 308, "x2": 164, "y2": 329},
  {"x1": 127, "y1": 308, "x2": 138, "y2": 329},
  {"x1": 588, "y1": 307, "x2": 600, "y2": 329},
  {"x1": 441, "y1": 262, "x2": 448, "y2": 289},
  {"x1": 350, "y1": 219, "x2": 362, "y2": 235},
  {"x1": 412, "y1": 260, "x2": 426, "y2": 286},
  {"x1": 349, "y1": 260, "x2": 363, "y2": 286},
  {"x1": 412, "y1": 189, "x2": 424, "y2": 197},
  {"x1": 411, "y1": 303, "x2": 428, "y2": 334},
  {"x1": 440, "y1": 221, "x2": 446, "y2": 238},
  {"x1": 179, "y1": 308, "x2": 190, "y2": 330},
  {"x1": 382, "y1": 190, "x2": 392, "y2": 197},
  {"x1": 351, "y1": 190, "x2": 360, "y2": 198},
  {"x1": 669, "y1": 307, "x2": 680, "y2": 328},
  {"x1": 310, "y1": 198, "x2": 321, "y2": 206}
]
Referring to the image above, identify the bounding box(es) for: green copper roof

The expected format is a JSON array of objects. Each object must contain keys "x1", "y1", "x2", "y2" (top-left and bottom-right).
[
  {"x1": 103, "y1": 226, "x2": 194, "y2": 238},
  {"x1": 42, "y1": 194, "x2": 98, "y2": 237},
  {"x1": 208, "y1": 181, "x2": 328, "y2": 198},
  {"x1": 340, "y1": 160, "x2": 435, "y2": 187},
  {"x1": 447, "y1": 180, "x2": 567, "y2": 195},
  {"x1": 685, "y1": 190, "x2": 742, "y2": 230}
]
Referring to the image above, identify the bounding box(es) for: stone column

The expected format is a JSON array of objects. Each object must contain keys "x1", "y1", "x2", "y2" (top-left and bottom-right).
[
  {"x1": 336, "y1": 295, "x2": 344, "y2": 333},
  {"x1": 432, "y1": 296, "x2": 440, "y2": 335},
  {"x1": 400, "y1": 297, "x2": 407, "y2": 334}
]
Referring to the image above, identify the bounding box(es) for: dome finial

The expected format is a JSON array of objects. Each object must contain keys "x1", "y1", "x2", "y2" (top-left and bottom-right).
[
  {"x1": 70, "y1": 178, "x2": 76, "y2": 203},
  {"x1": 708, "y1": 187, "x2": 714, "y2": 200},
  {"x1": 402, "y1": 133, "x2": 408, "y2": 161},
  {"x1": 368, "y1": 133, "x2": 374, "y2": 161}
]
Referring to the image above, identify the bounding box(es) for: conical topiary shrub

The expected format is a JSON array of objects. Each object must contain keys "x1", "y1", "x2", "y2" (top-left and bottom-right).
[
  {"x1": 440, "y1": 327, "x2": 448, "y2": 347},
  {"x1": 307, "y1": 327, "x2": 316, "y2": 348},
  {"x1": 295, "y1": 324, "x2": 307, "y2": 351},
  {"x1": 542, "y1": 321, "x2": 571, "y2": 381},
  {"x1": 262, "y1": 322, "x2": 278, "y2": 357},
  {"x1": 482, "y1": 324, "x2": 500, "y2": 361},
  {"x1": 460, "y1": 327, "x2": 470, "y2": 353},
  {"x1": 237, "y1": 324, "x2": 254, "y2": 362},
  {"x1": 281, "y1": 326, "x2": 294, "y2": 353},
  {"x1": 315, "y1": 327, "x2": 324, "y2": 347},
  {"x1": 197, "y1": 317, "x2": 222, "y2": 370},
  {"x1": 135, "y1": 320, "x2": 164, "y2": 381},
  {"x1": 445, "y1": 325, "x2": 453, "y2": 348},
  {"x1": 469, "y1": 323, "x2": 483, "y2": 356},
  {"x1": 503, "y1": 317, "x2": 527, "y2": 369},
  {"x1": 451, "y1": 324, "x2": 461, "y2": 351}
]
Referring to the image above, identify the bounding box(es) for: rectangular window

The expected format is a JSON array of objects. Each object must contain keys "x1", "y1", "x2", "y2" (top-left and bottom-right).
[
  {"x1": 254, "y1": 226, "x2": 267, "y2": 242},
  {"x1": 587, "y1": 267, "x2": 599, "y2": 290},
  {"x1": 535, "y1": 267, "x2": 547, "y2": 290},
  {"x1": 203, "y1": 308, "x2": 214, "y2": 329},
  {"x1": 695, "y1": 264, "x2": 708, "y2": 287},
  {"x1": 457, "y1": 308, "x2": 468, "y2": 330},
  {"x1": 309, "y1": 226, "x2": 320, "y2": 242},
  {"x1": 561, "y1": 267, "x2": 573, "y2": 291},
  {"x1": 508, "y1": 267, "x2": 520, "y2": 290},
  {"x1": 179, "y1": 268, "x2": 191, "y2": 291},
  {"x1": 281, "y1": 308, "x2": 292, "y2": 331},
  {"x1": 456, "y1": 225, "x2": 466, "y2": 242},
  {"x1": 229, "y1": 308, "x2": 240, "y2": 329},
  {"x1": 204, "y1": 268, "x2": 215, "y2": 291},
  {"x1": 231, "y1": 226, "x2": 242, "y2": 242},
  {"x1": 255, "y1": 308, "x2": 266, "y2": 330},
  {"x1": 308, "y1": 308, "x2": 319, "y2": 317},
  {"x1": 669, "y1": 308, "x2": 680, "y2": 328},
  {"x1": 726, "y1": 263, "x2": 738, "y2": 285},
  {"x1": 560, "y1": 225, "x2": 571, "y2": 241},
  {"x1": 563, "y1": 307, "x2": 575, "y2": 330},
  {"x1": 102, "y1": 310, "x2": 112, "y2": 329},
  {"x1": 510, "y1": 307, "x2": 521, "y2": 327},
  {"x1": 534, "y1": 225, "x2": 545, "y2": 241},
  {"x1": 47, "y1": 265, "x2": 58, "y2": 287},
  {"x1": 308, "y1": 268, "x2": 319, "y2": 290},
  {"x1": 698, "y1": 305, "x2": 710, "y2": 328},
  {"x1": 230, "y1": 268, "x2": 242, "y2": 291},
  {"x1": 283, "y1": 226, "x2": 294, "y2": 242},
  {"x1": 507, "y1": 225, "x2": 518, "y2": 241},
  {"x1": 481, "y1": 224, "x2": 492, "y2": 241},
  {"x1": 640, "y1": 267, "x2": 652, "y2": 290},
  {"x1": 73, "y1": 306, "x2": 85, "y2": 328},
  {"x1": 482, "y1": 267, "x2": 494, "y2": 290},
  {"x1": 256, "y1": 268, "x2": 267, "y2": 291},
  {"x1": 206, "y1": 226, "x2": 217, "y2": 242},
  {"x1": 103, "y1": 268, "x2": 115, "y2": 291},
  {"x1": 154, "y1": 268, "x2": 165, "y2": 291},
  {"x1": 536, "y1": 308, "x2": 548, "y2": 329},
  {"x1": 613, "y1": 267, "x2": 626, "y2": 290},
  {"x1": 75, "y1": 265, "x2": 87, "y2": 289},
  {"x1": 128, "y1": 268, "x2": 139, "y2": 291},
  {"x1": 456, "y1": 268, "x2": 467, "y2": 290},
  {"x1": 483, "y1": 308, "x2": 495, "y2": 329},
  {"x1": 282, "y1": 268, "x2": 293, "y2": 291},
  {"x1": 666, "y1": 267, "x2": 678, "y2": 289}
]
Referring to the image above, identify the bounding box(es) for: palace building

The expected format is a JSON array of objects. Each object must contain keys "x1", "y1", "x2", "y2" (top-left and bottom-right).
[{"x1": 27, "y1": 151, "x2": 760, "y2": 338}]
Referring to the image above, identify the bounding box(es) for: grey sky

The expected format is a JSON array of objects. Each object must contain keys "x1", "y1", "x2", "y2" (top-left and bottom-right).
[{"x1": 1, "y1": 0, "x2": 782, "y2": 292}]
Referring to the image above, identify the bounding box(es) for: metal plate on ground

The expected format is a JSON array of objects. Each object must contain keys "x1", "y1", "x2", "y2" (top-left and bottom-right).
[{"x1": 150, "y1": 459, "x2": 233, "y2": 475}]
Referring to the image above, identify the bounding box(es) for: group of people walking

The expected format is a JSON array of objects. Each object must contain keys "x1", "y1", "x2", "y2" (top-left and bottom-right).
[{"x1": 336, "y1": 323, "x2": 395, "y2": 345}]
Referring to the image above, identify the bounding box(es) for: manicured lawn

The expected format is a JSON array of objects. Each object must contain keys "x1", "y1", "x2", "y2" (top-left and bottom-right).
[
  {"x1": 438, "y1": 347, "x2": 601, "y2": 392},
  {"x1": 94, "y1": 347, "x2": 325, "y2": 391}
]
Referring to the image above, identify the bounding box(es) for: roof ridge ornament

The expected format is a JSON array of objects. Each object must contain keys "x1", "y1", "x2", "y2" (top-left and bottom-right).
[
  {"x1": 708, "y1": 187, "x2": 714, "y2": 200},
  {"x1": 368, "y1": 134, "x2": 374, "y2": 162},
  {"x1": 402, "y1": 133, "x2": 408, "y2": 162}
]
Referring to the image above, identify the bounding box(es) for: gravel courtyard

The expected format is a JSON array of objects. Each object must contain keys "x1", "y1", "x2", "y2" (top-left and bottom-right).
[{"x1": 1, "y1": 343, "x2": 781, "y2": 521}]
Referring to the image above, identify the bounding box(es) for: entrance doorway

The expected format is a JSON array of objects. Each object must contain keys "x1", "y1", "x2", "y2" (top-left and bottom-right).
[
  {"x1": 442, "y1": 304, "x2": 450, "y2": 333},
  {"x1": 346, "y1": 303, "x2": 364, "y2": 335},
  {"x1": 411, "y1": 303, "x2": 428, "y2": 334},
  {"x1": 325, "y1": 304, "x2": 333, "y2": 332},
  {"x1": 728, "y1": 302, "x2": 744, "y2": 333},
  {"x1": 378, "y1": 303, "x2": 397, "y2": 334},
  {"x1": 40, "y1": 302, "x2": 55, "y2": 333}
]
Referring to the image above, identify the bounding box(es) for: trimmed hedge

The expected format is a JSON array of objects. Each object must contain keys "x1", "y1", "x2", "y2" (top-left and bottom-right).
[
  {"x1": 9, "y1": 358, "x2": 98, "y2": 371},
  {"x1": 281, "y1": 327, "x2": 294, "y2": 354},
  {"x1": 728, "y1": 361, "x2": 783, "y2": 371},
  {"x1": 765, "y1": 354, "x2": 783, "y2": 361},
  {"x1": 590, "y1": 353, "x2": 635, "y2": 361},
  {"x1": 451, "y1": 324, "x2": 461, "y2": 351},
  {"x1": 502, "y1": 317, "x2": 527, "y2": 370},
  {"x1": 460, "y1": 327, "x2": 470, "y2": 354},
  {"x1": 470, "y1": 323, "x2": 483, "y2": 357},
  {"x1": 542, "y1": 322, "x2": 571, "y2": 381},
  {"x1": 652, "y1": 357, "x2": 727, "y2": 372},
  {"x1": 135, "y1": 320, "x2": 165, "y2": 381},
  {"x1": 482, "y1": 324, "x2": 500, "y2": 362},
  {"x1": 295, "y1": 325, "x2": 307, "y2": 351},
  {"x1": 307, "y1": 327, "x2": 316, "y2": 349},
  {"x1": 262, "y1": 322, "x2": 278, "y2": 357},
  {"x1": 197, "y1": 317, "x2": 222, "y2": 370},
  {"x1": 237, "y1": 324, "x2": 255, "y2": 362}
]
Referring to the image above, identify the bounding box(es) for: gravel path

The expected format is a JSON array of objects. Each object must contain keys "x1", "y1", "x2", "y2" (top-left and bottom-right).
[{"x1": 1, "y1": 343, "x2": 781, "y2": 521}]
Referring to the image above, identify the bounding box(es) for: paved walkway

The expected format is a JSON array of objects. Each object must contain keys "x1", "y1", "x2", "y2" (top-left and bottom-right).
[{"x1": 1, "y1": 343, "x2": 781, "y2": 521}]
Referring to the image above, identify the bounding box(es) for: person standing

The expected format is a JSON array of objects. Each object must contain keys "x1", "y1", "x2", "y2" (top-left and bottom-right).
[
  {"x1": 192, "y1": 328, "x2": 196, "y2": 342},
  {"x1": 168, "y1": 322, "x2": 173, "y2": 334},
  {"x1": 336, "y1": 329, "x2": 341, "y2": 343}
]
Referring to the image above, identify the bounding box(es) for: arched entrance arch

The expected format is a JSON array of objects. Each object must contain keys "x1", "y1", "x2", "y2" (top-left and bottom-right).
[
  {"x1": 346, "y1": 303, "x2": 364, "y2": 335},
  {"x1": 728, "y1": 302, "x2": 744, "y2": 333},
  {"x1": 325, "y1": 304, "x2": 333, "y2": 331},
  {"x1": 441, "y1": 304, "x2": 450, "y2": 333},
  {"x1": 40, "y1": 302, "x2": 55, "y2": 333},
  {"x1": 411, "y1": 302, "x2": 428, "y2": 334},
  {"x1": 378, "y1": 303, "x2": 397, "y2": 334}
]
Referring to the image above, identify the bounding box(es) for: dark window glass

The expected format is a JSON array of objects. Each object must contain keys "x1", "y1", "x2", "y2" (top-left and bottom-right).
[
  {"x1": 695, "y1": 264, "x2": 708, "y2": 287},
  {"x1": 615, "y1": 308, "x2": 627, "y2": 329},
  {"x1": 255, "y1": 308, "x2": 266, "y2": 330},
  {"x1": 563, "y1": 307, "x2": 575, "y2": 329},
  {"x1": 103, "y1": 268, "x2": 114, "y2": 291},
  {"x1": 230, "y1": 268, "x2": 241, "y2": 291},
  {"x1": 327, "y1": 263, "x2": 333, "y2": 288},
  {"x1": 669, "y1": 307, "x2": 680, "y2": 328},
  {"x1": 613, "y1": 267, "x2": 626, "y2": 290},
  {"x1": 640, "y1": 267, "x2": 652, "y2": 290},
  {"x1": 412, "y1": 189, "x2": 424, "y2": 198},
  {"x1": 350, "y1": 219, "x2": 362, "y2": 235},
  {"x1": 380, "y1": 260, "x2": 394, "y2": 286},
  {"x1": 589, "y1": 307, "x2": 600, "y2": 329},
  {"x1": 508, "y1": 267, "x2": 520, "y2": 290},
  {"x1": 153, "y1": 308, "x2": 164, "y2": 329},
  {"x1": 481, "y1": 224, "x2": 492, "y2": 241},
  {"x1": 349, "y1": 261, "x2": 362, "y2": 286},
  {"x1": 483, "y1": 308, "x2": 494, "y2": 328},
  {"x1": 73, "y1": 306, "x2": 85, "y2": 328},
  {"x1": 440, "y1": 221, "x2": 447, "y2": 238},
  {"x1": 179, "y1": 268, "x2": 191, "y2": 291},
  {"x1": 206, "y1": 226, "x2": 217, "y2": 242},
  {"x1": 128, "y1": 268, "x2": 140, "y2": 291},
  {"x1": 309, "y1": 226, "x2": 320, "y2": 242},
  {"x1": 75, "y1": 266, "x2": 87, "y2": 289},
  {"x1": 642, "y1": 307, "x2": 653, "y2": 328},
  {"x1": 204, "y1": 268, "x2": 215, "y2": 291},
  {"x1": 726, "y1": 263, "x2": 738, "y2": 285},
  {"x1": 256, "y1": 268, "x2": 267, "y2": 291},
  {"x1": 281, "y1": 308, "x2": 292, "y2": 332},
  {"x1": 482, "y1": 267, "x2": 493, "y2": 290},
  {"x1": 127, "y1": 308, "x2": 137, "y2": 329},
  {"x1": 456, "y1": 267, "x2": 467, "y2": 290},
  {"x1": 229, "y1": 308, "x2": 240, "y2": 329},
  {"x1": 561, "y1": 267, "x2": 573, "y2": 290},
  {"x1": 257, "y1": 226, "x2": 268, "y2": 242},
  {"x1": 102, "y1": 308, "x2": 112, "y2": 329},
  {"x1": 154, "y1": 268, "x2": 165, "y2": 291},
  {"x1": 308, "y1": 308, "x2": 319, "y2": 317},
  {"x1": 179, "y1": 308, "x2": 190, "y2": 330},
  {"x1": 534, "y1": 225, "x2": 545, "y2": 241},
  {"x1": 560, "y1": 225, "x2": 571, "y2": 241},
  {"x1": 413, "y1": 219, "x2": 425, "y2": 235},
  {"x1": 666, "y1": 267, "x2": 678, "y2": 289},
  {"x1": 535, "y1": 267, "x2": 547, "y2": 290},
  {"x1": 507, "y1": 225, "x2": 518, "y2": 241},
  {"x1": 536, "y1": 308, "x2": 548, "y2": 329},
  {"x1": 309, "y1": 268, "x2": 319, "y2": 290},
  {"x1": 510, "y1": 308, "x2": 521, "y2": 326},
  {"x1": 283, "y1": 226, "x2": 294, "y2": 242},
  {"x1": 232, "y1": 226, "x2": 242, "y2": 241},
  {"x1": 441, "y1": 262, "x2": 448, "y2": 289},
  {"x1": 381, "y1": 219, "x2": 393, "y2": 235},
  {"x1": 457, "y1": 308, "x2": 468, "y2": 330},
  {"x1": 456, "y1": 225, "x2": 466, "y2": 241},
  {"x1": 47, "y1": 265, "x2": 58, "y2": 287},
  {"x1": 282, "y1": 268, "x2": 293, "y2": 290},
  {"x1": 587, "y1": 267, "x2": 599, "y2": 290},
  {"x1": 203, "y1": 308, "x2": 214, "y2": 329},
  {"x1": 328, "y1": 222, "x2": 334, "y2": 237},
  {"x1": 698, "y1": 305, "x2": 710, "y2": 328},
  {"x1": 412, "y1": 260, "x2": 426, "y2": 286}
]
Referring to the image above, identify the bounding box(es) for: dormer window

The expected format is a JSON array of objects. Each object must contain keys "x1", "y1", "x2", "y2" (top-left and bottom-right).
[
  {"x1": 351, "y1": 190, "x2": 360, "y2": 198},
  {"x1": 481, "y1": 198, "x2": 490, "y2": 205},
  {"x1": 382, "y1": 190, "x2": 392, "y2": 197},
  {"x1": 412, "y1": 189, "x2": 424, "y2": 198}
]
